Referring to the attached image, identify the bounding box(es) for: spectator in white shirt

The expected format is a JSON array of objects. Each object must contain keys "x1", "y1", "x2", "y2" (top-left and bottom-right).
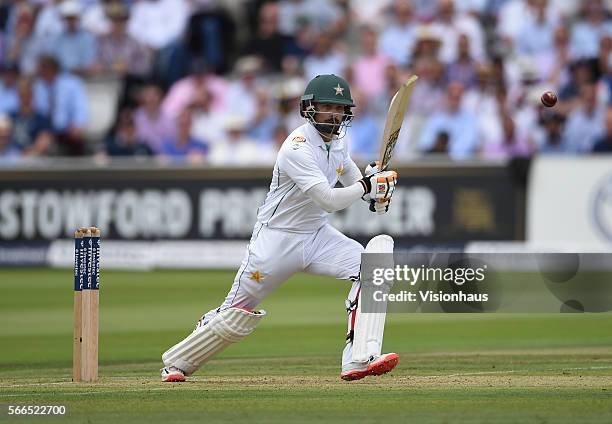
[
  {"x1": 563, "y1": 83, "x2": 605, "y2": 152},
  {"x1": 377, "y1": 0, "x2": 417, "y2": 67},
  {"x1": 128, "y1": 0, "x2": 190, "y2": 50},
  {"x1": 80, "y1": 0, "x2": 112, "y2": 36},
  {"x1": 0, "y1": 114, "x2": 22, "y2": 163},
  {"x1": 411, "y1": 25, "x2": 443, "y2": 62},
  {"x1": 515, "y1": 0, "x2": 558, "y2": 57},
  {"x1": 537, "y1": 25, "x2": 572, "y2": 86},
  {"x1": 349, "y1": 0, "x2": 393, "y2": 27},
  {"x1": 51, "y1": 0, "x2": 97, "y2": 76},
  {"x1": 33, "y1": 0, "x2": 64, "y2": 42},
  {"x1": 435, "y1": 0, "x2": 485, "y2": 64},
  {"x1": 405, "y1": 57, "x2": 446, "y2": 117},
  {"x1": 463, "y1": 65, "x2": 503, "y2": 149},
  {"x1": 33, "y1": 55, "x2": 89, "y2": 155},
  {"x1": 224, "y1": 56, "x2": 262, "y2": 128},
  {"x1": 497, "y1": 0, "x2": 560, "y2": 52},
  {"x1": 278, "y1": 0, "x2": 345, "y2": 36},
  {"x1": 570, "y1": 0, "x2": 612, "y2": 60},
  {"x1": 303, "y1": 32, "x2": 347, "y2": 82},
  {"x1": 209, "y1": 115, "x2": 275, "y2": 166},
  {"x1": 454, "y1": 0, "x2": 488, "y2": 17},
  {"x1": 392, "y1": 58, "x2": 445, "y2": 159},
  {"x1": 277, "y1": 77, "x2": 305, "y2": 133},
  {"x1": 418, "y1": 81, "x2": 480, "y2": 159},
  {"x1": 189, "y1": 86, "x2": 227, "y2": 148},
  {"x1": 247, "y1": 91, "x2": 281, "y2": 146}
]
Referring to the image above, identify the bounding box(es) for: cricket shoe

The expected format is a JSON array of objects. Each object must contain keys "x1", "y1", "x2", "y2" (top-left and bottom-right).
[
  {"x1": 161, "y1": 366, "x2": 186, "y2": 382},
  {"x1": 340, "y1": 353, "x2": 400, "y2": 381}
]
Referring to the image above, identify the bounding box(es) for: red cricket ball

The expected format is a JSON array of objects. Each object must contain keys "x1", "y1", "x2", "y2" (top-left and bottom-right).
[{"x1": 541, "y1": 91, "x2": 557, "y2": 107}]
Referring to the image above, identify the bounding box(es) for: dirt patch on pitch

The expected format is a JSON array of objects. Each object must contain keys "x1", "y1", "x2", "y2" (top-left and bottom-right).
[
  {"x1": 2, "y1": 374, "x2": 612, "y2": 396},
  {"x1": 183, "y1": 374, "x2": 612, "y2": 389},
  {"x1": 418, "y1": 346, "x2": 612, "y2": 358},
  {"x1": 390, "y1": 374, "x2": 612, "y2": 388}
]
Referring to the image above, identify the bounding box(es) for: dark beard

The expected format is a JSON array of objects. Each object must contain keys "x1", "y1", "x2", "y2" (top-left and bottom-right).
[{"x1": 314, "y1": 121, "x2": 340, "y2": 136}]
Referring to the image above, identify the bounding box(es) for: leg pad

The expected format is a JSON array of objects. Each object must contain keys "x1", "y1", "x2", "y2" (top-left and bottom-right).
[
  {"x1": 162, "y1": 307, "x2": 266, "y2": 374},
  {"x1": 352, "y1": 235, "x2": 394, "y2": 362}
]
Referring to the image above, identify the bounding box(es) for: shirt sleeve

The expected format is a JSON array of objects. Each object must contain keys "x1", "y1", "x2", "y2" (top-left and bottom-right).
[
  {"x1": 338, "y1": 153, "x2": 362, "y2": 187},
  {"x1": 305, "y1": 181, "x2": 364, "y2": 213},
  {"x1": 277, "y1": 143, "x2": 328, "y2": 193}
]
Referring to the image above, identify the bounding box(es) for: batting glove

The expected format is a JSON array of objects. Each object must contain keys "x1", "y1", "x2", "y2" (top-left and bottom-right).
[
  {"x1": 358, "y1": 170, "x2": 397, "y2": 213},
  {"x1": 361, "y1": 161, "x2": 381, "y2": 202},
  {"x1": 372, "y1": 198, "x2": 392, "y2": 214},
  {"x1": 364, "y1": 160, "x2": 382, "y2": 177}
]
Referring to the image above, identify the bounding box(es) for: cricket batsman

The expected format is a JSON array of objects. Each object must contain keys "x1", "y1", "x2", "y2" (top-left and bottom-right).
[{"x1": 161, "y1": 74, "x2": 399, "y2": 382}]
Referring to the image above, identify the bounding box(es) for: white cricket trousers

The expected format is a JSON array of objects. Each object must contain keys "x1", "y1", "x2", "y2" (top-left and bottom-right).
[{"x1": 201, "y1": 222, "x2": 363, "y2": 362}]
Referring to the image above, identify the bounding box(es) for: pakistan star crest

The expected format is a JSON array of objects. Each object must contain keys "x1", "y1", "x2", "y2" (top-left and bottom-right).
[{"x1": 249, "y1": 270, "x2": 264, "y2": 283}]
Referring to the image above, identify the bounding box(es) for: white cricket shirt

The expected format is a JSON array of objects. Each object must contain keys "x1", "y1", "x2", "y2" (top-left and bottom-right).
[{"x1": 257, "y1": 122, "x2": 354, "y2": 232}]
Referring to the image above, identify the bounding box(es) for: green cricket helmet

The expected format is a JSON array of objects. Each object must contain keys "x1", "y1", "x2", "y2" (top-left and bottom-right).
[
  {"x1": 300, "y1": 74, "x2": 355, "y2": 138},
  {"x1": 300, "y1": 74, "x2": 355, "y2": 107}
]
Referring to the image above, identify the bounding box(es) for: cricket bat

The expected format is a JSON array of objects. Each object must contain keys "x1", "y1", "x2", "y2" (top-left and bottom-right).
[{"x1": 379, "y1": 75, "x2": 418, "y2": 170}]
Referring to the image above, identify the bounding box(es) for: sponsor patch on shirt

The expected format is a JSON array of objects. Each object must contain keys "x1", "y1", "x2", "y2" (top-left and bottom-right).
[{"x1": 291, "y1": 135, "x2": 306, "y2": 149}]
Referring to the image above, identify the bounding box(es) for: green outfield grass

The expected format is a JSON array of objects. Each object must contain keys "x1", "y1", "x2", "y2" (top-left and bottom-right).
[{"x1": 1, "y1": 269, "x2": 611, "y2": 423}]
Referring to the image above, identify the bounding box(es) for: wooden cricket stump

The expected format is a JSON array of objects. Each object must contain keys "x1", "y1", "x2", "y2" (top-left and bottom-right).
[{"x1": 73, "y1": 226, "x2": 101, "y2": 382}]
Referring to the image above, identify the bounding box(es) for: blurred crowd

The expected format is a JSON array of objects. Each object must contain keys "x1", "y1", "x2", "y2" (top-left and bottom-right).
[{"x1": 1, "y1": 0, "x2": 612, "y2": 166}]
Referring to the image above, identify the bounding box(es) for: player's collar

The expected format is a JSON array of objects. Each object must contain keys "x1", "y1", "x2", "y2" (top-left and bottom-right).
[{"x1": 305, "y1": 122, "x2": 334, "y2": 150}]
